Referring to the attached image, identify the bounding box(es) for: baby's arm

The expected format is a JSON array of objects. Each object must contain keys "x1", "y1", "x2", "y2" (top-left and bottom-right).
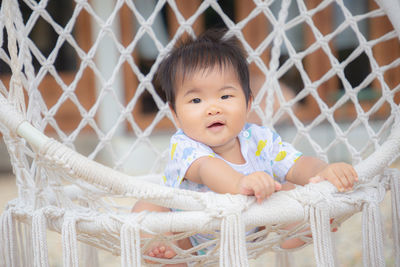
[
  {"x1": 286, "y1": 156, "x2": 358, "y2": 191},
  {"x1": 186, "y1": 157, "x2": 281, "y2": 203}
]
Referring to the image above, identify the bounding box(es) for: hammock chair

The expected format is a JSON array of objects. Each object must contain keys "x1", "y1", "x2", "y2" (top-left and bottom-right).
[{"x1": 0, "y1": 0, "x2": 400, "y2": 266}]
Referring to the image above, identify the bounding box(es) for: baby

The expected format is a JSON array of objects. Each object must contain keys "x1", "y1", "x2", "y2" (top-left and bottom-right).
[{"x1": 133, "y1": 29, "x2": 358, "y2": 263}]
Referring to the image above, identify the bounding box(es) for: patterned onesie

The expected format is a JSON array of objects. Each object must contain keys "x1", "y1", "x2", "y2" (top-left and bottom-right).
[{"x1": 163, "y1": 123, "x2": 302, "y2": 254}]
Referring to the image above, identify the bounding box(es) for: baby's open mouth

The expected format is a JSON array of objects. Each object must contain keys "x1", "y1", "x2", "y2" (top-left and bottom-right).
[{"x1": 208, "y1": 122, "x2": 224, "y2": 128}]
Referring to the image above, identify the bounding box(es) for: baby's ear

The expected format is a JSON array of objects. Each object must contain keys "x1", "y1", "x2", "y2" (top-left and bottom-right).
[
  {"x1": 167, "y1": 102, "x2": 174, "y2": 112},
  {"x1": 247, "y1": 95, "x2": 253, "y2": 112}
]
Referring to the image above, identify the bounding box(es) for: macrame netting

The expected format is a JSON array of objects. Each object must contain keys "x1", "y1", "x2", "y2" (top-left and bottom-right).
[{"x1": 0, "y1": 0, "x2": 399, "y2": 266}]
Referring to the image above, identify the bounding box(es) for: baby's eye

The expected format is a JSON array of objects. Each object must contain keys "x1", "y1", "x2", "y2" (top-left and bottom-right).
[
  {"x1": 221, "y1": 95, "x2": 232, "y2": 100},
  {"x1": 191, "y1": 98, "x2": 201, "y2": 104}
]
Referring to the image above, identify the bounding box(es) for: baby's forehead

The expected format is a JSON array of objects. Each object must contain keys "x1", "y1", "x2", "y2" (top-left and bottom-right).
[{"x1": 174, "y1": 64, "x2": 239, "y2": 86}]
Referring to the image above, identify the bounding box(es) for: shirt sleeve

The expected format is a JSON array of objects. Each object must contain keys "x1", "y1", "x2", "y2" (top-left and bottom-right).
[
  {"x1": 247, "y1": 124, "x2": 302, "y2": 183},
  {"x1": 268, "y1": 130, "x2": 302, "y2": 182},
  {"x1": 163, "y1": 131, "x2": 215, "y2": 188}
]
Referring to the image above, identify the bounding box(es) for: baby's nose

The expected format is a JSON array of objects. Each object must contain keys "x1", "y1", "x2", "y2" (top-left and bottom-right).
[{"x1": 207, "y1": 105, "x2": 221, "y2": 115}]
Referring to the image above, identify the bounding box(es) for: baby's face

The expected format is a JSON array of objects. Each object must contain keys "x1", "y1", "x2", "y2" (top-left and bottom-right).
[{"x1": 171, "y1": 66, "x2": 250, "y2": 154}]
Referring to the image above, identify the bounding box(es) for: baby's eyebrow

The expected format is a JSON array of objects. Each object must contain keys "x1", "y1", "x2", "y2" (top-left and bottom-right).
[
  {"x1": 219, "y1": 85, "x2": 238, "y2": 91},
  {"x1": 182, "y1": 85, "x2": 238, "y2": 97},
  {"x1": 183, "y1": 88, "x2": 201, "y2": 97}
]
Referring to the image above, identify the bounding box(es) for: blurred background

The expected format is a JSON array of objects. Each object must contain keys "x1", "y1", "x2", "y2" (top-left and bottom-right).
[
  {"x1": 0, "y1": 0, "x2": 399, "y2": 174},
  {"x1": 0, "y1": 0, "x2": 399, "y2": 266}
]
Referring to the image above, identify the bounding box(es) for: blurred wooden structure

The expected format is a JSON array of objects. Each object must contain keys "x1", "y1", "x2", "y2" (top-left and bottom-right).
[{"x1": 0, "y1": 0, "x2": 399, "y2": 133}]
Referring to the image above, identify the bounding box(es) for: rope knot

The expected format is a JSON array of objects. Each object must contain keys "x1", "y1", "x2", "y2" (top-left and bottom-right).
[
  {"x1": 290, "y1": 181, "x2": 337, "y2": 207},
  {"x1": 200, "y1": 193, "x2": 250, "y2": 265},
  {"x1": 204, "y1": 193, "x2": 249, "y2": 218}
]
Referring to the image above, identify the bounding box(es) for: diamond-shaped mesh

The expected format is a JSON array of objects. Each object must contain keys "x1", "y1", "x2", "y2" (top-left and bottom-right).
[
  {"x1": 0, "y1": 0, "x2": 399, "y2": 265},
  {"x1": 0, "y1": 0, "x2": 399, "y2": 175}
]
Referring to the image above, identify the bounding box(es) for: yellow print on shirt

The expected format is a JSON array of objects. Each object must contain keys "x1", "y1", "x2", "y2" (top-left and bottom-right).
[
  {"x1": 171, "y1": 143, "x2": 178, "y2": 160},
  {"x1": 274, "y1": 150, "x2": 287, "y2": 161},
  {"x1": 255, "y1": 140, "x2": 268, "y2": 156}
]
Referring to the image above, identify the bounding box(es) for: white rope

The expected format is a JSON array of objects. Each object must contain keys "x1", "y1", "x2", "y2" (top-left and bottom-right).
[
  {"x1": 362, "y1": 202, "x2": 385, "y2": 266},
  {"x1": 120, "y1": 221, "x2": 141, "y2": 267},
  {"x1": 361, "y1": 180, "x2": 386, "y2": 267},
  {"x1": 375, "y1": 0, "x2": 400, "y2": 38},
  {"x1": 32, "y1": 210, "x2": 49, "y2": 267},
  {"x1": 16, "y1": 221, "x2": 28, "y2": 267},
  {"x1": 2, "y1": 0, "x2": 26, "y2": 116},
  {"x1": 21, "y1": 221, "x2": 33, "y2": 267},
  {"x1": 209, "y1": 195, "x2": 249, "y2": 267},
  {"x1": 389, "y1": 170, "x2": 400, "y2": 267},
  {"x1": 0, "y1": 209, "x2": 19, "y2": 267},
  {"x1": 264, "y1": 0, "x2": 291, "y2": 127},
  {"x1": 309, "y1": 204, "x2": 335, "y2": 267},
  {"x1": 0, "y1": 211, "x2": 10, "y2": 267},
  {"x1": 293, "y1": 183, "x2": 340, "y2": 267},
  {"x1": 219, "y1": 212, "x2": 248, "y2": 267},
  {"x1": 62, "y1": 214, "x2": 79, "y2": 267},
  {"x1": 0, "y1": 94, "x2": 26, "y2": 135},
  {"x1": 0, "y1": 0, "x2": 399, "y2": 266}
]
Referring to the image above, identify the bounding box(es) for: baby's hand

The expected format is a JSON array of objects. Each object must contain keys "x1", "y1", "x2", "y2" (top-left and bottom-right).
[
  {"x1": 309, "y1": 162, "x2": 358, "y2": 192},
  {"x1": 237, "y1": 172, "x2": 281, "y2": 203}
]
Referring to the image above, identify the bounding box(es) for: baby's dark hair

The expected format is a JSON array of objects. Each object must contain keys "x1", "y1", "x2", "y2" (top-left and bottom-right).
[{"x1": 157, "y1": 29, "x2": 252, "y2": 111}]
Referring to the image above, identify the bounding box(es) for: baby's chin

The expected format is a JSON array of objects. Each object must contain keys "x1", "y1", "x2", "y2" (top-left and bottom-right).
[
  {"x1": 208, "y1": 138, "x2": 241, "y2": 152},
  {"x1": 186, "y1": 129, "x2": 241, "y2": 150}
]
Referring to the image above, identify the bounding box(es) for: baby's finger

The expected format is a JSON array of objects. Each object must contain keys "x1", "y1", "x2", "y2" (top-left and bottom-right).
[
  {"x1": 309, "y1": 176, "x2": 323, "y2": 183},
  {"x1": 259, "y1": 174, "x2": 271, "y2": 193},
  {"x1": 338, "y1": 164, "x2": 357, "y2": 190},
  {"x1": 330, "y1": 167, "x2": 351, "y2": 191},
  {"x1": 329, "y1": 176, "x2": 344, "y2": 192},
  {"x1": 339, "y1": 174, "x2": 352, "y2": 191},
  {"x1": 266, "y1": 177, "x2": 276, "y2": 197},
  {"x1": 342, "y1": 167, "x2": 358, "y2": 190},
  {"x1": 252, "y1": 180, "x2": 266, "y2": 203},
  {"x1": 274, "y1": 181, "x2": 282, "y2": 191},
  {"x1": 257, "y1": 174, "x2": 272, "y2": 197},
  {"x1": 330, "y1": 218, "x2": 337, "y2": 232},
  {"x1": 258, "y1": 172, "x2": 277, "y2": 194},
  {"x1": 350, "y1": 166, "x2": 358, "y2": 182},
  {"x1": 345, "y1": 165, "x2": 358, "y2": 185}
]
